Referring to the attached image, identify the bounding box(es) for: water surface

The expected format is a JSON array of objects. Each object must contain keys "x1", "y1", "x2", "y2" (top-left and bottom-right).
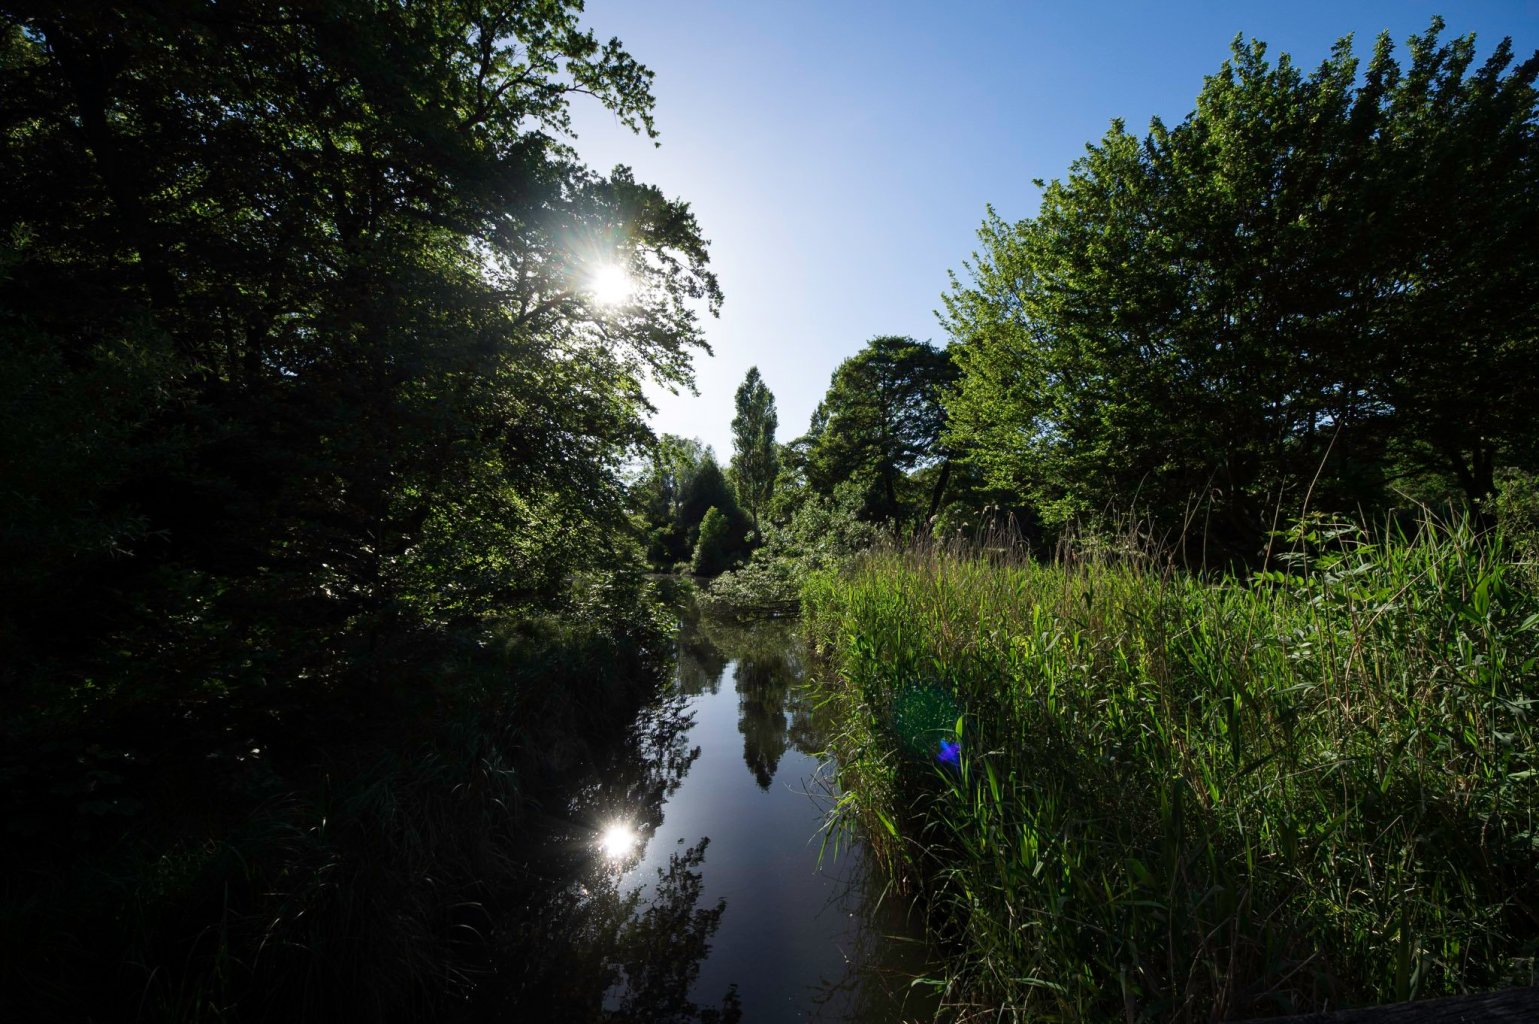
[{"x1": 604, "y1": 609, "x2": 935, "y2": 1022}]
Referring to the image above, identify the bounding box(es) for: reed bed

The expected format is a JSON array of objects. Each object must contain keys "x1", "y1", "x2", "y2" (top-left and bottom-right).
[{"x1": 805, "y1": 518, "x2": 1539, "y2": 1022}]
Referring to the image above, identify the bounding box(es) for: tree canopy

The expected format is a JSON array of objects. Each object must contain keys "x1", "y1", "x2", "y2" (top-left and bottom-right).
[
  {"x1": 631, "y1": 438, "x2": 751, "y2": 572},
  {"x1": 804, "y1": 335, "x2": 958, "y2": 526},
  {"x1": 1, "y1": 2, "x2": 733, "y2": 1015},
  {"x1": 942, "y1": 19, "x2": 1539, "y2": 559},
  {"x1": 1, "y1": 0, "x2": 718, "y2": 718}
]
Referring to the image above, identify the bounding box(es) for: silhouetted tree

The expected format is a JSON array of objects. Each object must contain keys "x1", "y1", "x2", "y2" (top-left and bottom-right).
[{"x1": 805, "y1": 336, "x2": 958, "y2": 526}]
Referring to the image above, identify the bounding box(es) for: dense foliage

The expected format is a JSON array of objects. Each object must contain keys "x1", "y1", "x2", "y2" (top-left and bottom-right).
[
  {"x1": 802, "y1": 335, "x2": 958, "y2": 528},
  {"x1": 2, "y1": 1, "x2": 718, "y2": 718},
  {"x1": 728, "y1": 365, "x2": 779, "y2": 531},
  {"x1": 701, "y1": 336, "x2": 965, "y2": 613},
  {"x1": 701, "y1": 483, "x2": 878, "y2": 614},
  {"x1": 942, "y1": 19, "x2": 1539, "y2": 561},
  {"x1": 1, "y1": 2, "x2": 723, "y2": 1017},
  {"x1": 632, "y1": 437, "x2": 751, "y2": 572},
  {"x1": 8, "y1": 3, "x2": 1539, "y2": 1018}
]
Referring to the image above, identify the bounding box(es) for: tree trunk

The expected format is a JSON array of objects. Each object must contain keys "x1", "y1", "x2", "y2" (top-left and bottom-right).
[
  {"x1": 1443, "y1": 440, "x2": 1498, "y2": 529},
  {"x1": 925, "y1": 459, "x2": 953, "y2": 526}
]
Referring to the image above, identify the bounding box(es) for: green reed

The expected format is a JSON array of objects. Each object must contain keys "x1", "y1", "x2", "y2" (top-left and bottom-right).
[{"x1": 806, "y1": 517, "x2": 1539, "y2": 1022}]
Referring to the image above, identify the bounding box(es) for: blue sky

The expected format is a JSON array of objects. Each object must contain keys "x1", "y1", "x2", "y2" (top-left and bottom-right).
[{"x1": 568, "y1": 1, "x2": 1539, "y2": 458}]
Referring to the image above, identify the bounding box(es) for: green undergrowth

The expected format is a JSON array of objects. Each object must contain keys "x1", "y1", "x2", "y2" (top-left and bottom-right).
[
  {"x1": 3, "y1": 576, "x2": 678, "y2": 1021},
  {"x1": 805, "y1": 518, "x2": 1539, "y2": 1022}
]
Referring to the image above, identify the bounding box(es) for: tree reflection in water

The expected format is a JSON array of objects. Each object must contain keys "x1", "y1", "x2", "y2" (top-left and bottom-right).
[
  {"x1": 522, "y1": 838, "x2": 742, "y2": 1023},
  {"x1": 474, "y1": 606, "x2": 934, "y2": 1022},
  {"x1": 735, "y1": 650, "x2": 791, "y2": 788},
  {"x1": 664, "y1": 607, "x2": 939, "y2": 1022},
  {"x1": 686, "y1": 613, "x2": 823, "y2": 789},
  {"x1": 469, "y1": 678, "x2": 741, "y2": 1022},
  {"x1": 676, "y1": 623, "x2": 729, "y2": 697}
]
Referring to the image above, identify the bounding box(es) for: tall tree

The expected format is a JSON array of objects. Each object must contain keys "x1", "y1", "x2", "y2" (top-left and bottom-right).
[
  {"x1": 942, "y1": 20, "x2": 1539, "y2": 558},
  {"x1": 0, "y1": 0, "x2": 720, "y2": 708},
  {"x1": 805, "y1": 336, "x2": 957, "y2": 525},
  {"x1": 729, "y1": 366, "x2": 779, "y2": 531}
]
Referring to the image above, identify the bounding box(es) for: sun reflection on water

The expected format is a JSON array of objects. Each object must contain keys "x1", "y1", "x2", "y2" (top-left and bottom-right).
[{"x1": 598, "y1": 822, "x2": 638, "y2": 860}]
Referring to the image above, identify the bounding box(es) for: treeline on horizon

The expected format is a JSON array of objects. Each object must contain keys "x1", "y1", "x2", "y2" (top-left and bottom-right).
[{"x1": 642, "y1": 16, "x2": 1538, "y2": 592}]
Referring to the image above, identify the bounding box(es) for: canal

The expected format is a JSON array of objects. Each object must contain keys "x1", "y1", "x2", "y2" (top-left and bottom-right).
[{"x1": 589, "y1": 606, "x2": 936, "y2": 1022}]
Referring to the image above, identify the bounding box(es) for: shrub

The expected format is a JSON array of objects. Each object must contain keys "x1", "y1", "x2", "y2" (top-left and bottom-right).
[{"x1": 691, "y1": 506, "x2": 733, "y2": 576}]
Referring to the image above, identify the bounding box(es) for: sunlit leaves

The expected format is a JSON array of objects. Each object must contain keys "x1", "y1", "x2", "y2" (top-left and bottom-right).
[{"x1": 941, "y1": 20, "x2": 1539, "y2": 558}]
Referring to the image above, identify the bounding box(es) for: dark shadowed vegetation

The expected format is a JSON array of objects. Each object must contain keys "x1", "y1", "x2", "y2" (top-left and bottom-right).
[
  {"x1": 0, "y1": 1, "x2": 728, "y2": 1018},
  {"x1": 4, "y1": 3, "x2": 1539, "y2": 1022}
]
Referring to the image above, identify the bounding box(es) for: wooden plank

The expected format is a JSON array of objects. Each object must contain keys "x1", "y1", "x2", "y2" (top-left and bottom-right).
[{"x1": 1227, "y1": 986, "x2": 1539, "y2": 1023}]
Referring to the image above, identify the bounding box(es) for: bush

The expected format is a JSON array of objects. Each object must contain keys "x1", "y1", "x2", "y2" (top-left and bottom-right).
[
  {"x1": 700, "y1": 557, "x2": 801, "y2": 614},
  {"x1": 691, "y1": 506, "x2": 734, "y2": 576},
  {"x1": 705, "y1": 486, "x2": 878, "y2": 613}
]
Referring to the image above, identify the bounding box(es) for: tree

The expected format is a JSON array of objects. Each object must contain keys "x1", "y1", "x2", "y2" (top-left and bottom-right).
[
  {"x1": 728, "y1": 366, "x2": 779, "y2": 532},
  {"x1": 805, "y1": 336, "x2": 958, "y2": 525},
  {"x1": 632, "y1": 434, "x2": 710, "y2": 565},
  {"x1": 0, "y1": 4, "x2": 733, "y2": 1016},
  {"x1": 690, "y1": 507, "x2": 733, "y2": 576},
  {"x1": 942, "y1": 20, "x2": 1539, "y2": 559},
  {"x1": 677, "y1": 453, "x2": 751, "y2": 564},
  {"x1": 0, "y1": 0, "x2": 720, "y2": 711},
  {"x1": 1366, "y1": 23, "x2": 1539, "y2": 508}
]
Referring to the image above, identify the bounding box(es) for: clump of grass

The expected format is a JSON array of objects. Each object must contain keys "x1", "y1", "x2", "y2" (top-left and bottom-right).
[{"x1": 807, "y1": 515, "x2": 1539, "y2": 1021}]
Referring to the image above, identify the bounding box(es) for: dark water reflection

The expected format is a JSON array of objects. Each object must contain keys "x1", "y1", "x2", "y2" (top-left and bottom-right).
[
  {"x1": 474, "y1": 605, "x2": 933, "y2": 1022},
  {"x1": 615, "y1": 608, "x2": 935, "y2": 1023},
  {"x1": 467, "y1": 669, "x2": 741, "y2": 1022}
]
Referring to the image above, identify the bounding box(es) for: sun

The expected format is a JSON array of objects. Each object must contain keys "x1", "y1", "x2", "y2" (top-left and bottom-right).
[
  {"x1": 598, "y1": 822, "x2": 638, "y2": 860},
  {"x1": 586, "y1": 263, "x2": 634, "y2": 307}
]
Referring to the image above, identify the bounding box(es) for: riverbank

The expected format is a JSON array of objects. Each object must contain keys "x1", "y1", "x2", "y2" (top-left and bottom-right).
[{"x1": 804, "y1": 519, "x2": 1539, "y2": 1021}]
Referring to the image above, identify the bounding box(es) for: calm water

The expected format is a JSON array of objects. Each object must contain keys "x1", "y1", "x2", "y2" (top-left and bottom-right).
[{"x1": 597, "y1": 608, "x2": 936, "y2": 1022}]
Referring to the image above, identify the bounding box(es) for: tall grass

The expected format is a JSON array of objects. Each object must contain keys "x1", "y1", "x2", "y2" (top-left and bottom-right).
[{"x1": 806, "y1": 517, "x2": 1539, "y2": 1021}]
